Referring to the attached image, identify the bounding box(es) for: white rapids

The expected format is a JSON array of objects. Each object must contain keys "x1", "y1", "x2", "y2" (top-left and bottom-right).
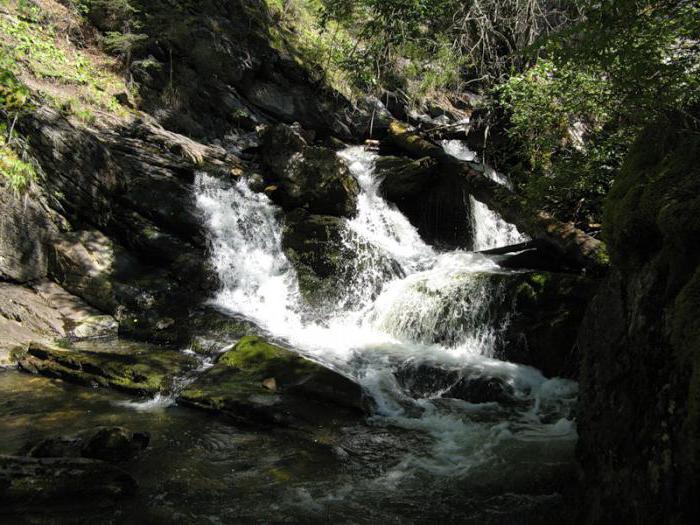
[{"x1": 193, "y1": 145, "x2": 576, "y2": 479}]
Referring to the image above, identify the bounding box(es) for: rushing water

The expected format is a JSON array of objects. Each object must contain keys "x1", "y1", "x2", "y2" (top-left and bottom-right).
[
  {"x1": 0, "y1": 144, "x2": 577, "y2": 523},
  {"x1": 193, "y1": 145, "x2": 577, "y2": 482}
]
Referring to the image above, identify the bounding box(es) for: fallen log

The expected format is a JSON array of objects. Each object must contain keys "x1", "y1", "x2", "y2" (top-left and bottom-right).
[{"x1": 387, "y1": 121, "x2": 609, "y2": 274}]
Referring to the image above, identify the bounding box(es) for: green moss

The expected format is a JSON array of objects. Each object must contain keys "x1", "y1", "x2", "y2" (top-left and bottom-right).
[{"x1": 220, "y1": 336, "x2": 318, "y2": 381}]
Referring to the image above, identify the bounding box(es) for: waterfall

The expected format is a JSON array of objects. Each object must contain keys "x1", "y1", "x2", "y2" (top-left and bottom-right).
[
  {"x1": 441, "y1": 140, "x2": 528, "y2": 250},
  {"x1": 193, "y1": 146, "x2": 577, "y2": 478}
]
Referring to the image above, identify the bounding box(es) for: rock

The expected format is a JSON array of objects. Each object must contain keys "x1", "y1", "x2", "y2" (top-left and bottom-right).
[
  {"x1": 48, "y1": 229, "x2": 141, "y2": 314},
  {"x1": 0, "y1": 455, "x2": 136, "y2": 510},
  {"x1": 17, "y1": 341, "x2": 196, "y2": 396},
  {"x1": 576, "y1": 121, "x2": 700, "y2": 523},
  {"x1": 0, "y1": 283, "x2": 64, "y2": 367},
  {"x1": 444, "y1": 376, "x2": 515, "y2": 405},
  {"x1": 179, "y1": 336, "x2": 366, "y2": 427},
  {"x1": 376, "y1": 156, "x2": 438, "y2": 202},
  {"x1": 497, "y1": 271, "x2": 598, "y2": 379},
  {"x1": 395, "y1": 361, "x2": 460, "y2": 398},
  {"x1": 260, "y1": 124, "x2": 359, "y2": 216},
  {"x1": 0, "y1": 281, "x2": 120, "y2": 366},
  {"x1": 71, "y1": 315, "x2": 119, "y2": 339},
  {"x1": 282, "y1": 210, "x2": 402, "y2": 308},
  {"x1": 395, "y1": 361, "x2": 516, "y2": 405},
  {"x1": 25, "y1": 427, "x2": 149, "y2": 463},
  {"x1": 351, "y1": 96, "x2": 395, "y2": 137}
]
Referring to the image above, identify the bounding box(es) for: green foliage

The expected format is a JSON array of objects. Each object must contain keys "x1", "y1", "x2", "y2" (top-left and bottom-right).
[
  {"x1": 492, "y1": 60, "x2": 634, "y2": 226},
  {"x1": 550, "y1": 0, "x2": 700, "y2": 125},
  {"x1": 488, "y1": 0, "x2": 698, "y2": 227},
  {"x1": 0, "y1": 3, "x2": 127, "y2": 119},
  {"x1": 0, "y1": 64, "x2": 30, "y2": 113},
  {"x1": 0, "y1": 59, "x2": 34, "y2": 193},
  {"x1": 0, "y1": 138, "x2": 35, "y2": 193}
]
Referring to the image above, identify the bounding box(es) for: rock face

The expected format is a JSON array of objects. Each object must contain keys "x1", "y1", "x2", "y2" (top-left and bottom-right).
[
  {"x1": 576, "y1": 121, "x2": 700, "y2": 523},
  {"x1": 260, "y1": 124, "x2": 359, "y2": 216},
  {"x1": 497, "y1": 271, "x2": 598, "y2": 379},
  {"x1": 0, "y1": 180, "x2": 62, "y2": 282},
  {"x1": 179, "y1": 336, "x2": 366, "y2": 427}
]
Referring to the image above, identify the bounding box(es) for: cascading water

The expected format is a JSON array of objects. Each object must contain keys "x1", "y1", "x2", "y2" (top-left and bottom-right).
[
  {"x1": 194, "y1": 146, "x2": 577, "y2": 483},
  {"x1": 442, "y1": 140, "x2": 529, "y2": 251}
]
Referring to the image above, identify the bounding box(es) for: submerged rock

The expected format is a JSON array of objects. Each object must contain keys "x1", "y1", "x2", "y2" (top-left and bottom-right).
[
  {"x1": 24, "y1": 427, "x2": 149, "y2": 463},
  {"x1": 0, "y1": 455, "x2": 136, "y2": 510},
  {"x1": 179, "y1": 336, "x2": 366, "y2": 427},
  {"x1": 260, "y1": 124, "x2": 359, "y2": 216},
  {"x1": 17, "y1": 341, "x2": 196, "y2": 396}
]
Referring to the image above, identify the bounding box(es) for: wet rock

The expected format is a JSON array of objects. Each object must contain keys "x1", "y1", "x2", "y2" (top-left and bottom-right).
[
  {"x1": 495, "y1": 271, "x2": 598, "y2": 379},
  {"x1": 395, "y1": 361, "x2": 460, "y2": 398},
  {"x1": 260, "y1": 124, "x2": 359, "y2": 217},
  {"x1": 444, "y1": 376, "x2": 515, "y2": 405},
  {"x1": 376, "y1": 155, "x2": 438, "y2": 202},
  {"x1": 25, "y1": 427, "x2": 150, "y2": 463},
  {"x1": 0, "y1": 455, "x2": 136, "y2": 510},
  {"x1": 395, "y1": 361, "x2": 517, "y2": 405},
  {"x1": 17, "y1": 341, "x2": 196, "y2": 396},
  {"x1": 282, "y1": 209, "x2": 402, "y2": 308},
  {"x1": 179, "y1": 336, "x2": 366, "y2": 427}
]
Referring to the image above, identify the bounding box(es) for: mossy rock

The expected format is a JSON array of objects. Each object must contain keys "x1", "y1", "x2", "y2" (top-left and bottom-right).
[
  {"x1": 17, "y1": 341, "x2": 197, "y2": 396},
  {"x1": 179, "y1": 336, "x2": 365, "y2": 427},
  {"x1": 282, "y1": 210, "x2": 401, "y2": 309}
]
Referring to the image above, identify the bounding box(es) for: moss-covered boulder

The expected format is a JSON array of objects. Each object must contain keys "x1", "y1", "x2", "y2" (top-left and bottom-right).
[
  {"x1": 260, "y1": 124, "x2": 359, "y2": 217},
  {"x1": 179, "y1": 336, "x2": 366, "y2": 427},
  {"x1": 17, "y1": 341, "x2": 197, "y2": 396}
]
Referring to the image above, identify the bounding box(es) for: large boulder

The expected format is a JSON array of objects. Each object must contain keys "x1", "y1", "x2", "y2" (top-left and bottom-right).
[
  {"x1": 260, "y1": 124, "x2": 359, "y2": 216},
  {"x1": 179, "y1": 336, "x2": 366, "y2": 427},
  {"x1": 497, "y1": 271, "x2": 599, "y2": 379},
  {"x1": 282, "y1": 210, "x2": 402, "y2": 309}
]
